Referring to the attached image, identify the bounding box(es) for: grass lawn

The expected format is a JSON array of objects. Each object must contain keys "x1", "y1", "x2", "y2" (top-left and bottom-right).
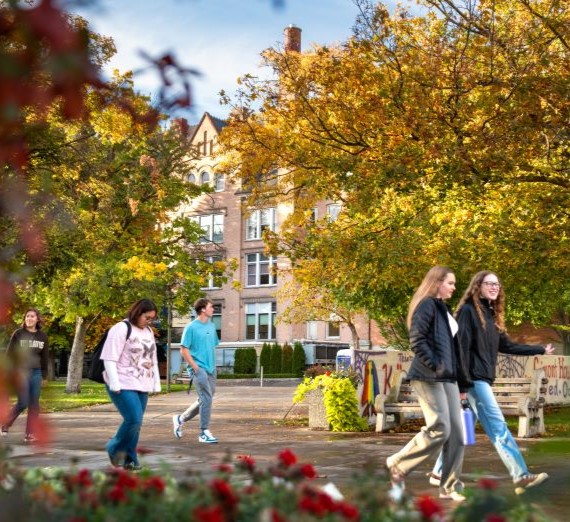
[{"x1": 40, "y1": 380, "x2": 187, "y2": 412}]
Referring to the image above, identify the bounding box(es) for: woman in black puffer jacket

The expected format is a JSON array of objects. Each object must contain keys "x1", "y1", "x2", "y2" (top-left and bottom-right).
[{"x1": 386, "y1": 266, "x2": 471, "y2": 502}]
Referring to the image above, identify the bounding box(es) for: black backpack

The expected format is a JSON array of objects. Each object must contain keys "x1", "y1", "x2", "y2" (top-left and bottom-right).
[{"x1": 88, "y1": 320, "x2": 132, "y2": 383}]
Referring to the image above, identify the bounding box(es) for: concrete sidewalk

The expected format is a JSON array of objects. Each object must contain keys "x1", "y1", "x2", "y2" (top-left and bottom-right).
[{"x1": 3, "y1": 383, "x2": 568, "y2": 520}]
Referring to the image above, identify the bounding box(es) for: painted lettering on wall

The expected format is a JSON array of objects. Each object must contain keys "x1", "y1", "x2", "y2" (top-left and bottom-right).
[
  {"x1": 356, "y1": 351, "x2": 570, "y2": 406},
  {"x1": 533, "y1": 355, "x2": 570, "y2": 400}
]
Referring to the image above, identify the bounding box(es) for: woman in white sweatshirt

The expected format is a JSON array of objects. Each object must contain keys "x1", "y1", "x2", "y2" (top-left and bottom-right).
[{"x1": 101, "y1": 298, "x2": 161, "y2": 471}]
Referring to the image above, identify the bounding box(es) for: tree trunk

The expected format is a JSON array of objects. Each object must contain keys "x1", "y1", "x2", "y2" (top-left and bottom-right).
[
  {"x1": 348, "y1": 322, "x2": 360, "y2": 351},
  {"x1": 66, "y1": 316, "x2": 87, "y2": 393},
  {"x1": 555, "y1": 309, "x2": 570, "y2": 356}
]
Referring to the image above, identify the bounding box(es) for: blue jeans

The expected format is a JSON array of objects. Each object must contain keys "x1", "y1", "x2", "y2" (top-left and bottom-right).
[
  {"x1": 180, "y1": 368, "x2": 216, "y2": 432},
  {"x1": 433, "y1": 380, "x2": 528, "y2": 481},
  {"x1": 5, "y1": 368, "x2": 42, "y2": 435},
  {"x1": 106, "y1": 388, "x2": 148, "y2": 466}
]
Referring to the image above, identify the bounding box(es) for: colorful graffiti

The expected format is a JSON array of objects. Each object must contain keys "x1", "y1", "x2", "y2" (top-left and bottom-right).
[{"x1": 356, "y1": 351, "x2": 570, "y2": 407}]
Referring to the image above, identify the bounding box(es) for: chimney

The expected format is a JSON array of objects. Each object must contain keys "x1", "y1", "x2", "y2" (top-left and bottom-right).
[{"x1": 284, "y1": 24, "x2": 301, "y2": 53}]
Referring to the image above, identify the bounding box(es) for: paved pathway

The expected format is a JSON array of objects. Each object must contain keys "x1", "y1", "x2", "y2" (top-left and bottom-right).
[{"x1": 3, "y1": 383, "x2": 568, "y2": 520}]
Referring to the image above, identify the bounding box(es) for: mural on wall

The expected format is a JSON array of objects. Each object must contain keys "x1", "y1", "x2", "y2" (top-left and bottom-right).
[
  {"x1": 356, "y1": 350, "x2": 570, "y2": 408},
  {"x1": 360, "y1": 359, "x2": 380, "y2": 417},
  {"x1": 532, "y1": 355, "x2": 570, "y2": 401},
  {"x1": 496, "y1": 355, "x2": 529, "y2": 378}
]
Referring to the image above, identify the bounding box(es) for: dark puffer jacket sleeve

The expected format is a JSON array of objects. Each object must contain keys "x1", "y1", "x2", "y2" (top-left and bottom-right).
[{"x1": 409, "y1": 299, "x2": 438, "y2": 371}]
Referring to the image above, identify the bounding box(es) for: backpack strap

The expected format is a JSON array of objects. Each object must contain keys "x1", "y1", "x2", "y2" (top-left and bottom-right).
[{"x1": 123, "y1": 320, "x2": 132, "y2": 340}]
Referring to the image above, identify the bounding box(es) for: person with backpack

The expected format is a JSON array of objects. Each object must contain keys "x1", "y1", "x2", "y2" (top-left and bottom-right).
[
  {"x1": 101, "y1": 298, "x2": 161, "y2": 470},
  {"x1": 2, "y1": 308, "x2": 49, "y2": 443},
  {"x1": 172, "y1": 297, "x2": 219, "y2": 443}
]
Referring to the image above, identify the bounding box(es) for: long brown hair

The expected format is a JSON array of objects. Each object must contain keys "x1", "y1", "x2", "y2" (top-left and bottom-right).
[
  {"x1": 407, "y1": 266, "x2": 454, "y2": 329},
  {"x1": 455, "y1": 271, "x2": 505, "y2": 332}
]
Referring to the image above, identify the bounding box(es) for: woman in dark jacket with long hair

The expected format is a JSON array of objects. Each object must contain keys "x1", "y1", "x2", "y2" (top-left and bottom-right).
[
  {"x1": 430, "y1": 271, "x2": 554, "y2": 493},
  {"x1": 2, "y1": 308, "x2": 49, "y2": 443},
  {"x1": 386, "y1": 266, "x2": 471, "y2": 502}
]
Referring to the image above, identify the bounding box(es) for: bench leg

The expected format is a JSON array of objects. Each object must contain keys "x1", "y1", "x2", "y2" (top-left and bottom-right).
[
  {"x1": 376, "y1": 413, "x2": 389, "y2": 432},
  {"x1": 517, "y1": 415, "x2": 531, "y2": 438}
]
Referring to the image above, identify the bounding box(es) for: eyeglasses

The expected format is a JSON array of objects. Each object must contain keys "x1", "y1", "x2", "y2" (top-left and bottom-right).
[{"x1": 482, "y1": 281, "x2": 501, "y2": 288}]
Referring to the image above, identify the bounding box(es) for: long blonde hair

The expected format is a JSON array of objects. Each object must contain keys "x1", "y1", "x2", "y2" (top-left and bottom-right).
[
  {"x1": 407, "y1": 266, "x2": 454, "y2": 329},
  {"x1": 455, "y1": 270, "x2": 505, "y2": 332}
]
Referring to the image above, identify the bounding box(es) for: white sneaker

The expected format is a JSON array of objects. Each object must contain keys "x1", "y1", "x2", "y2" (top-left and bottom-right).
[
  {"x1": 439, "y1": 491, "x2": 466, "y2": 502},
  {"x1": 172, "y1": 415, "x2": 183, "y2": 439},
  {"x1": 428, "y1": 472, "x2": 441, "y2": 487},
  {"x1": 198, "y1": 429, "x2": 218, "y2": 444},
  {"x1": 514, "y1": 472, "x2": 549, "y2": 495}
]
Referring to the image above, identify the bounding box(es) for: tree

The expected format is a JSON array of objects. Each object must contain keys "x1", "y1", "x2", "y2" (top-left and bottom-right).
[
  {"x1": 260, "y1": 342, "x2": 271, "y2": 374},
  {"x1": 16, "y1": 76, "x2": 234, "y2": 392},
  {"x1": 292, "y1": 342, "x2": 306, "y2": 377},
  {"x1": 270, "y1": 343, "x2": 282, "y2": 374},
  {"x1": 281, "y1": 343, "x2": 293, "y2": 374},
  {"x1": 219, "y1": 0, "x2": 570, "y2": 352}
]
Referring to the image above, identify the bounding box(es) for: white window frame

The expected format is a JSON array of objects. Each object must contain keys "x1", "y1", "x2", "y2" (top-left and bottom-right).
[
  {"x1": 245, "y1": 302, "x2": 276, "y2": 340},
  {"x1": 326, "y1": 204, "x2": 341, "y2": 222},
  {"x1": 194, "y1": 214, "x2": 224, "y2": 244},
  {"x1": 214, "y1": 173, "x2": 225, "y2": 192},
  {"x1": 200, "y1": 171, "x2": 210, "y2": 185},
  {"x1": 327, "y1": 321, "x2": 340, "y2": 339},
  {"x1": 306, "y1": 321, "x2": 318, "y2": 340},
  {"x1": 246, "y1": 253, "x2": 277, "y2": 287},
  {"x1": 201, "y1": 256, "x2": 223, "y2": 289},
  {"x1": 246, "y1": 208, "x2": 277, "y2": 240}
]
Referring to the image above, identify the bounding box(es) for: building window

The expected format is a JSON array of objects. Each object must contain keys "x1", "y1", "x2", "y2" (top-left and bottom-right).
[
  {"x1": 201, "y1": 256, "x2": 223, "y2": 289},
  {"x1": 246, "y1": 253, "x2": 277, "y2": 287},
  {"x1": 310, "y1": 207, "x2": 318, "y2": 222},
  {"x1": 195, "y1": 214, "x2": 224, "y2": 243},
  {"x1": 212, "y1": 303, "x2": 222, "y2": 340},
  {"x1": 200, "y1": 171, "x2": 210, "y2": 185},
  {"x1": 187, "y1": 172, "x2": 196, "y2": 184},
  {"x1": 203, "y1": 131, "x2": 208, "y2": 156},
  {"x1": 246, "y1": 208, "x2": 277, "y2": 240},
  {"x1": 245, "y1": 302, "x2": 277, "y2": 340},
  {"x1": 326, "y1": 204, "x2": 341, "y2": 222},
  {"x1": 214, "y1": 173, "x2": 225, "y2": 192},
  {"x1": 306, "y1": 321, "x2": 318, "y2": 340},
  {"x1": 327, "y1": 321, "x2": 340, "y2": 338}
]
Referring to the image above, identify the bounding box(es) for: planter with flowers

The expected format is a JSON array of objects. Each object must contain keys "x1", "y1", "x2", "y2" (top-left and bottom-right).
[{"x1": 293, "y1": 368, "x2": 368, "y2": 432}]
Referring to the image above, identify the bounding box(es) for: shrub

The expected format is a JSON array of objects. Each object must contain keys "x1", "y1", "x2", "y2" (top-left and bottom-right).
[
  {"x1": 270, "y1": 343, "x2": 282, "y2": 374},
  {"x1": 293, "y1": 371, "x2": 368, "y2": 432},
  {"x1": 233, "y1": 348, "x2": 257, "y2": 374},
  {"x1": 282, "y1": 343, "x2": 293, "y2": 373},
  {"x1": 260, "y1": 342, "x2": 271, "y2": 374},
  {"x1": 292, "y1": 342, "x2": 306, "y2": 377}
]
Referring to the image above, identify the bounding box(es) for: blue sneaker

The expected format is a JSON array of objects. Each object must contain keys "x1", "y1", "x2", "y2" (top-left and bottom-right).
[
  {"x1": 198, "y1": 429, "x2": 218, "y2": 444},
  {"x1": 172, "y1": 415, "x2": 183, "y2": 439}
]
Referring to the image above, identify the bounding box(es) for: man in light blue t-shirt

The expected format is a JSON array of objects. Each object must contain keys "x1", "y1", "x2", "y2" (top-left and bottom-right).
[{"x1": 172, "y1": 297, "x2": 219, "y2": 443}]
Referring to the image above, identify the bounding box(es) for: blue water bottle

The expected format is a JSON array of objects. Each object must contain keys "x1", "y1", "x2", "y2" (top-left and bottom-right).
[{"x1": 461, "y1": 399, "x2": 476, "y2": 445}]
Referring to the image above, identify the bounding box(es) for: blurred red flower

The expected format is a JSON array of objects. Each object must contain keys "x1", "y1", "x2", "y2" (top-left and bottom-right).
[{"x1": 278, "y1": 448, "x2": 297, "y2": 467}]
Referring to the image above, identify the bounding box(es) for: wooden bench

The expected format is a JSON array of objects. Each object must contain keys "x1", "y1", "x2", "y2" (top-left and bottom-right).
[{"x1": 374, "y1": 369, "x2": 548, "y2": 438}]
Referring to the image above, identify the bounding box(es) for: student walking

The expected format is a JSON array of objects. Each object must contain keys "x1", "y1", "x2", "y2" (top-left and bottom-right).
[
  {"x1": 2, "y1": 308, "x2": 49, "y2": 443},
  {"x1": 102, "y1": 298, "x2": 161, "y2": 470},
  {"x1": 386, "y1": 266, "x2": 471, "y2": 502},
  {"x1": 429, "y1": 271, "x2": 554, "y2": 493},
  {"x1": 172, "y1": 297, "x2": 219, "y2": 444}
]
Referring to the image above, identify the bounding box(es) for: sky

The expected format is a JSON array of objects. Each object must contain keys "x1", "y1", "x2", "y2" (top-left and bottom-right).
[{"x1": 67, "y1": 0, "x2": 397, "y2": 124}]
